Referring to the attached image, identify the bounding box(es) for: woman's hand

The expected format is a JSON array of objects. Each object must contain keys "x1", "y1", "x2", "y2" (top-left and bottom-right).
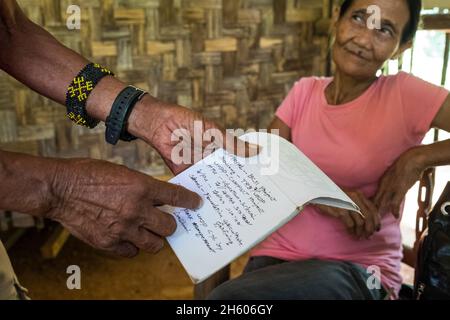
[
  {"x1": 314, "y1": 189, "x2": 381, "y2": 239},
  {"x1": 374, "y1": 147, "x2": 426, "y2": 219}
]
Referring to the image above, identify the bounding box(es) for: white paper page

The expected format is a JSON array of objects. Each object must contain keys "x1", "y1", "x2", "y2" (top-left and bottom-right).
[
  {"x1": 240, "y1": 132, "x2": 359, "y2": 212},
  {"x1": 166, "y1": 148, "x2": 298, "y2": 283},
  {"x1": 166, "y1": 132, "x2": 359, "y2": 283}
]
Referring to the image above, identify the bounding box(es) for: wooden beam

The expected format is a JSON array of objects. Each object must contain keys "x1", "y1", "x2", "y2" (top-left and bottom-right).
[
  {"x1": 423, "y1": 0, "x2": 450, "y2": 8},
  {"x1": 286, "y1": 8, "x2": 322, "y2": 23},
  {"x1": 317, "y1": 14, "x2": 450, "y2": 33},
  {"x1": 441, "y1": 33, "x2": 450, "y2": 86},
  {"x1": 422, "y1": 14, "x2": 450, "y2": 31},
  {"x1": 41, "y1": 225, "x2": 70, "y2": 259},
  {"x1": 3, "y1": 229, "x2": 27, "y2": 250}
]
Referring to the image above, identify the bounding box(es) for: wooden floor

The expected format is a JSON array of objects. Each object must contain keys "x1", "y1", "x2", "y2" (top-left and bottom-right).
[
  {"x1": 8, "y1": 229, "x2": 248, "y2": 300},
  {"x1": 7, "y1": 228, "x2": 415, "y2": 299}
]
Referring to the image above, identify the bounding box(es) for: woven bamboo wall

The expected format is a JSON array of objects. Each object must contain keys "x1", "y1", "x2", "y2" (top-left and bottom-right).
[{"x1": 0, "y1": 0, "x2": 331, "y2": 175}]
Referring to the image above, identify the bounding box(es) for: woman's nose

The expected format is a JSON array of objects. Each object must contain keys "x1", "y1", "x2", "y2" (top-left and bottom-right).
[{"x1": 353, "y1": 28, "x2": 373, "y2": 51}]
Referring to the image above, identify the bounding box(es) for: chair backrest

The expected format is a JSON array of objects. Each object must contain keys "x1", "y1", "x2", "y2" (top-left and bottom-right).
[{"x1": 402, "y1": 168, "x2": 436, "y2": 268}]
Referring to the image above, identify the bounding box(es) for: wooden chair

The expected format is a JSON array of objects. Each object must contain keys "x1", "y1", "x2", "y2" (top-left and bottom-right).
[{"x1": 402, "y1": 169, "x2": 435, "y2": 269}]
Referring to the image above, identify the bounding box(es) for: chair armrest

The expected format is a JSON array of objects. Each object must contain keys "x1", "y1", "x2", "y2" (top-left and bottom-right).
[{"x1": 402, "y1": 243, "x2": 417, "y2": 268}]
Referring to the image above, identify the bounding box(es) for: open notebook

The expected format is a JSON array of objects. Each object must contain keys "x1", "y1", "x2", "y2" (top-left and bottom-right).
[{"x1": 164, "y1": 132, "x2": 360, "y2": 284}]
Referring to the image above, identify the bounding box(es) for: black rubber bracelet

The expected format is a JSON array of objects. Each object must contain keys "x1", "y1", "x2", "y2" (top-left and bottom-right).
[{"x1": 105, "y1": 86, "x2": 147, "y2": 145}]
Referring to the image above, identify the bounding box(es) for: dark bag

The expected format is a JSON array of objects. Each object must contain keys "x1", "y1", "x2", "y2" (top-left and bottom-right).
[{"x1": 414, "y1": 182, "x2": 450, "y2": 300}]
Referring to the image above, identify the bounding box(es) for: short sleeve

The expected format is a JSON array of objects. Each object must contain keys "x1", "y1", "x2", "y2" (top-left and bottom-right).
[
  {"x1": 398, "y1": 72, "x2": 449, "y2": 139},
  {"x1": 275, "y1": 78, "x2": 311, "y2": 129}
]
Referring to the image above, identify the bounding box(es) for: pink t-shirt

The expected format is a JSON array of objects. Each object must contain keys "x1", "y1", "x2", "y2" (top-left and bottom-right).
[{"x1": 251, "y1": 72, "x2": 449, "y2": 298}]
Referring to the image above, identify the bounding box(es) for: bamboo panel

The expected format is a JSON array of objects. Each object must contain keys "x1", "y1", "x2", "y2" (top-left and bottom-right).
[
  {"x1": 205, "y1": 37, "x2": 238, "y2": 52},
  {"x1": 2, "y1": 0, "x2": 330, "y2": 176}
]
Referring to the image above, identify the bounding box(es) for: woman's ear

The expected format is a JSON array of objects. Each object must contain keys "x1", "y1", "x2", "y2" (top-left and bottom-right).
[
  {"x1": 330, "y1": 5, "x2": 340, "y2": 36},
  {"x1": 391, "y1": 40, "x2": 413, "y2": 60}
]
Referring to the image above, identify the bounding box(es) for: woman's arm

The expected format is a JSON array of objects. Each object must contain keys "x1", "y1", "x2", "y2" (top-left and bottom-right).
[
  {"x1": 432, "y1": 95, "x2": 450, "y2": 132},
  {"x1": 422, "y1": 95, "x2": 450, "y2": 168},
  {"x1": 375, "y1": 94, "x2": 450, "y2": 217},
  {"x1": 268, "y1": 117, "x2": 292, "y2": 141},
  {"x1": 268, "y1": 115, "x2": 380, "y2": 239}
]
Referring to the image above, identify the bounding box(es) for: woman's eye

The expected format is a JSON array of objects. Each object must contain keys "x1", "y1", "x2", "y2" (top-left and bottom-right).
[
  {"x1": 352, "y1": 14, "x2": 365, "y2": 24},
  {"x1": 379, "y1": 28, "x2": 393, "y2": 37}
]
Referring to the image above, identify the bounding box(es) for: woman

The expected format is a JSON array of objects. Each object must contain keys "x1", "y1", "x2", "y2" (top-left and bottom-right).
[{"x1": 208, "y1": 0, "x2": 450, "y2": 300}]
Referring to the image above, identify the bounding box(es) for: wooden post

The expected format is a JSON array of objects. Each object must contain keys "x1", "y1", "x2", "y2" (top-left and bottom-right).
[
  {"x1": 41, "y1": 225, "x2": 71, "y2": 259},
  {"x1": 193, "y1": 265, "x2": 230, "y2": 300}
]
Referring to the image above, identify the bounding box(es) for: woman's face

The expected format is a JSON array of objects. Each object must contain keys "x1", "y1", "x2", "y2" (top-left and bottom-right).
[{"x1": 332, "y1": 0, "x2": 411, "y2": 79}]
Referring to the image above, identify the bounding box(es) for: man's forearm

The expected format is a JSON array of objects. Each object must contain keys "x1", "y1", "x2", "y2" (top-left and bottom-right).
[
  {"x1": 0, "y1": 150, "x2": 57, "y2": 217},
  {"x1": 0, "y1": 0, "x2": 91, "y2": 105},
  {"x1": 0, "y1": 0, "x2": 155, "y2": 137}
]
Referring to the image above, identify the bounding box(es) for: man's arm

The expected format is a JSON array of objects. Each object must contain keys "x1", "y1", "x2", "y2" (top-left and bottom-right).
[
  {"x1": 0, "y1": 0, "x2": 180, "y2": 151},
  {"x1": 0, "y1": 0, "x2": 130, "y2": 127},
  {"x1": 0, "y1": 0, "x2": 256, "y2": 173},
  {"x1": 0, "y1": 149, "x2": 56, "y2": 216},
  {"x1": 0, "y1": 149, "x2": 202, "y2": 257}
]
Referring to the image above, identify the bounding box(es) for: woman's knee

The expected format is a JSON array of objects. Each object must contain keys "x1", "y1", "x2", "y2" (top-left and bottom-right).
[{"x1": 207, "y1": 280, "x2": 246, "y2": 300}]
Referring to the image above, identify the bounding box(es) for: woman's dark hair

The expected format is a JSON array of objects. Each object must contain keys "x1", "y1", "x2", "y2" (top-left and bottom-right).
[{"x1": 339, "y1": 0, "x2": 422, "y2": 44}]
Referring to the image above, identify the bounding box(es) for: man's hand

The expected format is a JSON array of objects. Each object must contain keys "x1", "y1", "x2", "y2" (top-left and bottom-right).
[
  {"x1": 128, "y1": 94, "x2": 259, "y2": 174},
  {"x1": 374, "y1": 147, "x2": 426, "y2": 219},
  {"x1": 46, "y1": 158, "x2": 201, "y2": 257},
  {"x1": 314, "y1": 190, "x2": 380, "y2": 239}
]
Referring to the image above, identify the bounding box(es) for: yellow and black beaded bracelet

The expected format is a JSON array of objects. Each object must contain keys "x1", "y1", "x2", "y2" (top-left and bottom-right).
[{"x1": 65, "y1": 63, "x2": 114, "y2": 129}]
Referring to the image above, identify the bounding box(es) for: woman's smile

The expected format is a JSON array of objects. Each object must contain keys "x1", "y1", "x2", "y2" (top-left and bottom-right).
[{"x1": 344, "y1": 46, "x2": 370, "y2": 62}]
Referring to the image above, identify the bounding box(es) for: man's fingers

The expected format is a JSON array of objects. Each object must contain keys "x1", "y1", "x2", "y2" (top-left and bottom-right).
[
  {"x1": 127, "y1": 227, "x2": 165, "y2": 254},
  {"x1": 153, "y1": 180, "x2": 202, "y2": 209},
  {"x1": 204, "y1": 129, "x2": 261, "y2": 158},
  {"x1": 163, "y1": 157, "x2": 189, "y2": 176},
  {"x1": 224, "y1": 134, "x2": 260, "y2": 158},
  {"x1": 140, "y1": 207, "x2": 177, "y2": 237},
  {"x1": 111, "y1": 241, "x2": 139, "y2": 258}
]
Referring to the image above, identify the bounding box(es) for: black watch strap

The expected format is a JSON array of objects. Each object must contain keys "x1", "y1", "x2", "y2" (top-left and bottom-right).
[{"x1": 105, "y1": 86, "x2": 147, "y2": 145}]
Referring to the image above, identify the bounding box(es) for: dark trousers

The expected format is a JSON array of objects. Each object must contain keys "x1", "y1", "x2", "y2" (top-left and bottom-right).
[{"x1": 207, "y1": 257, "x2": 385, "y2": 300}]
